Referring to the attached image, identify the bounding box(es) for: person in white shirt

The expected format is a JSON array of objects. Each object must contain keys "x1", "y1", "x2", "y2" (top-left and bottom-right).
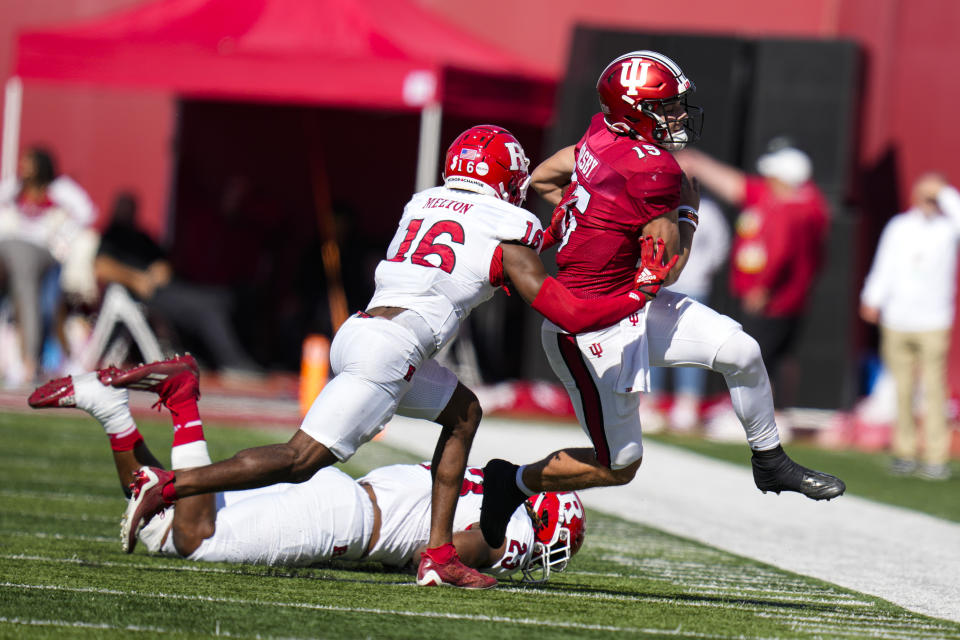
[
  {"x1": 644, "y1": 197, "x2": 730, "y2": 431},
  {"x1": 860, "y1": 172, "x2": 960, "y2": 480},
  {"x1": 0, "y1": 146, "x2": 95, "y2": 383}
]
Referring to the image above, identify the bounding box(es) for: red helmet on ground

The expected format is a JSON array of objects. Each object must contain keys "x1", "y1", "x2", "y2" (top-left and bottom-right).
[
  {"x1": 443, "y1": 125, "x2": 531, "y2": 206},
  {"x1": 596, "y1": 50, "x2": 703, "y2": 151},
  {"x1": 521, "y1": 491, "x2": 586, "y2": 583}
]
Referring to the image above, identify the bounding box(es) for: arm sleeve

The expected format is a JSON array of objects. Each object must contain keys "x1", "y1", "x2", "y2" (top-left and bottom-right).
[{"x1": 532, "y1": 276, "x2": 645, "y2": 334}]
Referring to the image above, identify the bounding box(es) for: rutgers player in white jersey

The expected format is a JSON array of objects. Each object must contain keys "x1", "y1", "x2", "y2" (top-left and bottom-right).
[
  {"x1": 91, "y1": 125, "x2": 671, "y2": 589},
  {"x1": 29, "y1": 373, "x2": 585, "y2": 581},
  {"x1": 478, "y1": 51, "x2": 846, "y2": 549}
]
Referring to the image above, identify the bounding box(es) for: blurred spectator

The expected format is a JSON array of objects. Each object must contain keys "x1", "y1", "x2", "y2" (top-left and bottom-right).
[
  {"x1": 860, "y1": 173, "x2": 960, "y2": 481},
  {"x1": 677, "y1": 139, "x2": 829, "y2": 408},
  {"x1": 643, "y1": 197, "x2": 730, "y2": 432},
  {"x1": 94, "y1": 192, "x2": 261, "y2": 376},
  {"x1": 0, "y1": 146, "x2": 95, "y2": 383}
]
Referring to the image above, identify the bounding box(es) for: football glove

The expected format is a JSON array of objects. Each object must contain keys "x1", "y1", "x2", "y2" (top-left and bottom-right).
[
  {"x1": 634, "y1": 236, "x2": 678, "y2": 298},
  {"x1": 542, "y1": 182, "x2": 579, "y2": 250}
]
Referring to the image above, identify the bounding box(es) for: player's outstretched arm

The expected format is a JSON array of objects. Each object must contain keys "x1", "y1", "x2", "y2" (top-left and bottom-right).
[
  {"x1": 501, "y1": 241, "x2": 647, "y2": 334},
  {"x1": 530, "y1": 145, "x2": 576, "y2": 206}
]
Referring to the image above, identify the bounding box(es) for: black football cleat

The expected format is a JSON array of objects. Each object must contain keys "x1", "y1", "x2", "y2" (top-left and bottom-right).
[
  {"x1": 480, "y1": 458, "x2": 528, "y2": 548},
  {"x1": 752, "y1": 445, "x2": 846, "y2": 501}
]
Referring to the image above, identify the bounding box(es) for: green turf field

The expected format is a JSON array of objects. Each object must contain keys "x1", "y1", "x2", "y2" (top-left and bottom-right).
[{"x1": 2, "y1": 411, "x2": 959, "y2": 639}]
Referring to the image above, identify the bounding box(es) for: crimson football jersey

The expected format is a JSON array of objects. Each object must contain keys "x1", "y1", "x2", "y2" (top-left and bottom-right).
[{"x1": 555, "y1": 113, "x2": 682, "y2": 297}]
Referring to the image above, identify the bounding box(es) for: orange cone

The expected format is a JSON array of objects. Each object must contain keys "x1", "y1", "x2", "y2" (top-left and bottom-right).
[{"x1": 299, "y1": 334, "x2": 330, "y2": 417}]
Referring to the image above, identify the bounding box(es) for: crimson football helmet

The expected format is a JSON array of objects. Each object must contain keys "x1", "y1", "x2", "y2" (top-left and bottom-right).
[
  {"x1": 443, "y1": 125, "x2": 531, "y2": 206},
  {"x1": 596, "y1": 50, "x2": 703, "y2": 151},
  {"x1": 521, "y1": 491, "x2": 586, "y2": 583}
]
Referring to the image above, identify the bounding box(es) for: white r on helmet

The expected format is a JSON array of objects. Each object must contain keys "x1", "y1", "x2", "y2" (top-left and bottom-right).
[{"x1": 521, "y1": 491, "x2": 586, "y2": 583}]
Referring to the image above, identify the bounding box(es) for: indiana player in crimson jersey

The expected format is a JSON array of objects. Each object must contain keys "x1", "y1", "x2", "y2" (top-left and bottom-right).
[
  {"x1": 28, "y1": 371, "x2": 583, "y2": 580},
  {"x1": 107, "y1": 125, "x2": 669, "y2": 589},
  {"x1": 479, "y1": 51, "x2": 846, "y2": 549}
]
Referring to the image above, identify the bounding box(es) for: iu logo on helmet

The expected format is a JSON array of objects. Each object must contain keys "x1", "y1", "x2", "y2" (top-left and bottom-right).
[
  {"x1": 620, "y1": 59, "x2": 652, "y2": 96},
  {"x1": 588, "y1": 343, "x2": 603, "y2": 358}
]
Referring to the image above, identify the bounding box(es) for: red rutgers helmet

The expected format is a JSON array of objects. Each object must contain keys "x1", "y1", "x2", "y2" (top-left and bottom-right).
[
  {"x1": 596, "y1": 50, "x2": 703, "y2": 151},
  {"x1": 443, "y1": 125, "x2": 531, "y2": 206},
  {"x1": 521, "y1": 491, "x2": 586, "y2": 583}
]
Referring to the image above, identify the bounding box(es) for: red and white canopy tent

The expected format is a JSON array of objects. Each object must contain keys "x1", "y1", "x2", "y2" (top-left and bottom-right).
[
  {"x1": 4, "y1": 0, "x2": 556, "y2": 329},
  {"x1": 5, "y1": 0, "x2": 555, "y2": 190}
]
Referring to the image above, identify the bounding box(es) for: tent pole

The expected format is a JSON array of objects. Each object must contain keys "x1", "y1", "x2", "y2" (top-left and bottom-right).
[
  {"x1": 2, "y1": 77, "x2": 23, "y2": 183},
  {"x1": 415, "y1": 101, "x2": 442, "y2": 192}
]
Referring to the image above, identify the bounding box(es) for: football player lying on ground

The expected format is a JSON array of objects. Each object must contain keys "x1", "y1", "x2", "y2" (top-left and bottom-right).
[
  {"x1": 29, "y1": 368, "x2": 586, "y2": 582},
  {"x1": 55, "y1": 125, "x2": 674, "y2": 589}
]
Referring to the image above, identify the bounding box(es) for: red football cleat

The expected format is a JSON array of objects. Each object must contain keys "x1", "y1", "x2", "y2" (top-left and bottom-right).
[
  {"x1": 416, "y1": 545, "x2": 497, "y2": 589},
  {"x1": 121, "y1": 466, "x2": 176, "y2": 553},
  {"x1": 28, "y1": 376, "x2": 77, "y2": 409},
  {"x1": 99, "y1": 354, "x2": 199, "y2": 410}
]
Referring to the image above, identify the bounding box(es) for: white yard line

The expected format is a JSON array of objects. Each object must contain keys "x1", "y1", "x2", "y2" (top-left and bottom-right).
[
  {"x1": 0, "y1": 489, "x2": 117, "y2": 504},
  {"x1": 0, "y1": 582, "x2": 780, "y2": 639},
  {"x1": 379, "y1": 416, "x2": 960, "y2": 624}
]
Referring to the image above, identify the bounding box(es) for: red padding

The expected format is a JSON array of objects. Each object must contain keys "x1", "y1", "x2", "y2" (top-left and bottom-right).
[{"x1": 532, "y1": 277, "x2": 645, "y2": 334}]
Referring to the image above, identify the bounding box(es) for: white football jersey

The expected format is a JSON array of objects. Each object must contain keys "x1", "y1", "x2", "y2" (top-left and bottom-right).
[
  {"x1": 151, "y1": 463, "x2": 534, "y2": 577},
  {"x1": 361, "y1": 463, "x2": 535, "y2": 577},
  {"x1": 157, "y1": 467, "x2": 373, "y2": 565},
  {"x1": 368, "y1": 186, "x2": 543, "y2": 349}
]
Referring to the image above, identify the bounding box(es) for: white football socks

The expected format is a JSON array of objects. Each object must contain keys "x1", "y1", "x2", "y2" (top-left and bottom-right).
[
  {"x1": 171, "y1": 440, "x2": 212, "y2": 470},
  {"x1": 73, "y1": 372, "x2": 136, "y2": 437}
]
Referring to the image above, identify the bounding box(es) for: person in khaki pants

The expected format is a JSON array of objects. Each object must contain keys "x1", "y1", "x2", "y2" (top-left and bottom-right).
[{"x1": 860, "y1": 173, "x2": 960, "y2": 480}]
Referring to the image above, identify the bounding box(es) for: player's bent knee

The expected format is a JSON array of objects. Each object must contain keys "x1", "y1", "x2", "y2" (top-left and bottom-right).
[
  {"x1": 457, "y1": 384, "x2": 483, "y2": 427},
  {"x1": 714, "y1": 330, "x2": 764, "y2": 377},
  {"x1": 173, "y1": 520, "x2": 214, "y2": 557},
  {"x1": 464, "y1": 392, "x2": 482, "y2": 431},
  {"x1": 287, "y1": 431, "x2": 337, "y2": 483},
  {"x1": 436, "y1": 383, "x2": 482, "y2": 434},
  {"x1": 607, "y1": 458, "x2": 641, "y2": 485}
]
